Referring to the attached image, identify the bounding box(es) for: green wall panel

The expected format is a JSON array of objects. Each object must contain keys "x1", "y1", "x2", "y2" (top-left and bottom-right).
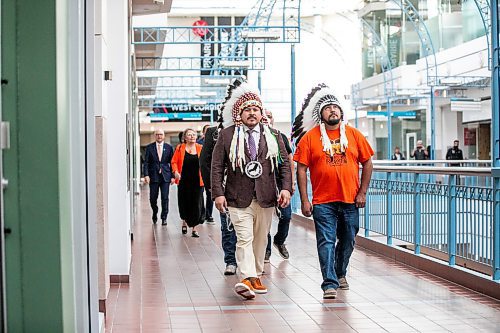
[{"x1": 2, "y1": 0, "x2": 64, "y2": 331}]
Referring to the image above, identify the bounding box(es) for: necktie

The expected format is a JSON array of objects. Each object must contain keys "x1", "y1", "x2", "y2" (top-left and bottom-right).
[
  {"x1": 247, "y1": 130, "x2": 257, "y2": 160},
  {"x1": 157, "y1": 144, "x2": 163, "y2": 161}
]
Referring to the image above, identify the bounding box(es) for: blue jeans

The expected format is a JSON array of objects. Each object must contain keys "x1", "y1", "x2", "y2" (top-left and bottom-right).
[
  {"x1": 312, "y1": 202, "x2": 359, "y2": 291},
  {"x1": 220, "y1": 212, "x2": 237, "y2": 266},
  {"x1": 266, "y1": 204, "x2": 292, "y2": 253},
  {"x1": 205, "y1": 187, "x2": 213, "y2": 219}
]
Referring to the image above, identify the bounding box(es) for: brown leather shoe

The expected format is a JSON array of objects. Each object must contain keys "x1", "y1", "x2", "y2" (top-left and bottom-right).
[
  {"x1": 234, "y1": 279, "x2": 255, "y2": 300},
  {"x1": 249, "y1": 277, "x2": 267, "y2": 294}
]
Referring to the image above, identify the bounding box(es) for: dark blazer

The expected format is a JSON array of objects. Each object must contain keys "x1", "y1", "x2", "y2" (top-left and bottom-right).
[
  {"x1": 391, "y1": 153, "x2": 405, "y2": 160},
  {"x1": 199, "y1": 126, "x2": 218, "y2": 189},
  {"x1": 211, "y1": 124, "x2": 292, "y2": 209},
  {"x1": 143, "y1": 141, "x2": 174, "y2": 183}
]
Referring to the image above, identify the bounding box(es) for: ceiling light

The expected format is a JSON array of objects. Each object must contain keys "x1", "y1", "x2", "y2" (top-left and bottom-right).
[
  {"x1": 219, "y1": 60, "x2": 251, "y2": 68},
  {"x1": 188, "y1": 100, "x2": 207, "y2": 105},
  {"x1": 240, "y1": 30, "x2": 281, "y2": 40},
  {"x1": 138, "y1": 95, "x2": 156, "y2": 99},
  {"x1": 195, "y1": 91, "x2": 218, "y2": 97},
  {"x1": 205, "y1": 78, "x2": 230, "y2": 85}
]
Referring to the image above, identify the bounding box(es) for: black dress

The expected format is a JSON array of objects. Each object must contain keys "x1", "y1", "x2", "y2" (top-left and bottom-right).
[{"x1": 178, "y1": 152, "x2": 205, "y2": 227}]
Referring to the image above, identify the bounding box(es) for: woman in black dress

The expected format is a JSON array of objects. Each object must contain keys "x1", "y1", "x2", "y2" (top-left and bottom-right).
[{"x1": 172, "y1": 128, "x2": 205, "y2": 237}]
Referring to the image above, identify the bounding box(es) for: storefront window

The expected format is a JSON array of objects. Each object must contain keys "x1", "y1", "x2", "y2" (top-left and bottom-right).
[
  {"x1": 361, "y1": 0, "x2": 486, "y2": 79},
  {"x1": 370, "y1": 109, "x2": 427, "y2": 160}
]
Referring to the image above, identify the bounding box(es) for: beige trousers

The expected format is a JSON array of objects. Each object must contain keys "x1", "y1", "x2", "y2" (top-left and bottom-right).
[{"x1": 228, "y1": 200, "x2": 274, "y2": 279}]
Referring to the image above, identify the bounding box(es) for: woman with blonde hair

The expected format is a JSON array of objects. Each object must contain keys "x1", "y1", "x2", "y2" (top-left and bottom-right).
[{"x1": 172, "y1": 128, "x2": 205, "y2": 237}]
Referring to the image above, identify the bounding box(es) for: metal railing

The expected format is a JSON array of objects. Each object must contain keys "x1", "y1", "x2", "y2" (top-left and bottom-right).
[{"x1": 292, "y1": 162, "x2": 499, "y2": 280}]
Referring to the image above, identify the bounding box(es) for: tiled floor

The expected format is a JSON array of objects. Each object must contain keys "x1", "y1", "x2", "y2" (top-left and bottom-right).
[{"x1": 106, "y1": 187, "x2": 500, "y2": 332}]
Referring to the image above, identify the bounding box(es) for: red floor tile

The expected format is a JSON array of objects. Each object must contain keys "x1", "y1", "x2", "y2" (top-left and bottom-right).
[{"x1": 105, "y1": 187, "x2": 500, "y2": 332}]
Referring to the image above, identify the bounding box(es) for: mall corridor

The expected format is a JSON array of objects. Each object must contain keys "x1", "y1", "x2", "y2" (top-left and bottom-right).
[{"x1": 104, "y1": 188, "x2": 500, "y2": 332}]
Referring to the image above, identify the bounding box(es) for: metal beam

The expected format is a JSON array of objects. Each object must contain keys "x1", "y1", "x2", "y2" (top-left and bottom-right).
[
  {"x1": 136, "y1": 55, "x2": 265, "y2": 71},
  {"x1": 491, "y1": 0, "x2": 500, "y2": 281},
  {"x1": 472, "y1": 0, "x2": 492, "y2": 69},
  {"x1": 133, "y1": 25, "x2": 300, "y2": 44}
]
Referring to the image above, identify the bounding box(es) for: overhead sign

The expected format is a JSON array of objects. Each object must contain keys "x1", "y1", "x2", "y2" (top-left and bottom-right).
[
  {"x1": 450, "y1": 98, "x2": 481, "y2": 112},
  {"x1": 150, "y1": 113, "x2": 203, "y2": 121},
  {"x1": 200, "y1": 17, "x2": 215, "y2": 76},
  {"x1": 367, "y1": 111, "x2": 417, "y2": 119},
  {"x1": 151, "y1": 103, "x2": 221, "y2": 122}
]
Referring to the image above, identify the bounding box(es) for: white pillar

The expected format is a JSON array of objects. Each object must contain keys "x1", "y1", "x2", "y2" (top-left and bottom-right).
[{"x1": 105, "y1": 0, "x2": 131, "y2": 278}]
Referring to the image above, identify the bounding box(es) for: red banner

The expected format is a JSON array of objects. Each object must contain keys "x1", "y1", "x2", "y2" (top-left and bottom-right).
[{"x1": 464, "y1": 128, "x2": 476, "y2": 146}]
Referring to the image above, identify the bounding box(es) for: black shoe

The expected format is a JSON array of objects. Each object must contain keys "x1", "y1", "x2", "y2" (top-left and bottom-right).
[
  {"x1": 161, "y1": 219, "x2": 167, "y2": 225},
  {"x1": 264, "y1": 250, "x2": 271, "y2": 263},
  {"x1": 182, "y1": 226, "x2": 187, "y2": 234},
  {"x1": 273, "y1": 242, "x2": 289, "y2": 259},
  {"x1": 191, "y1": 230, "x2": 200, "y2": 238},
  {"x1": 152, "y1": 217, "x2": 158, "y2": 224}
]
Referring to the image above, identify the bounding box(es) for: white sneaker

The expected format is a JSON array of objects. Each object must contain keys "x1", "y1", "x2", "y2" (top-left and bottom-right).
[{"x1": 224, "y1": 264, "x2": 236, "y2": 275}]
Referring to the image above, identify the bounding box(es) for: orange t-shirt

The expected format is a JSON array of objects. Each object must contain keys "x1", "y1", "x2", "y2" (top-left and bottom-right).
[{"x1": 293, "y1": 125, "x2": 374, "y2": 205}]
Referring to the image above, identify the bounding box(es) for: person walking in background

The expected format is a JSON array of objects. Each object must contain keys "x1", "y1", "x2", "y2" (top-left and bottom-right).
[
  {"x1": 391, "y1": 147, "x2": 405, "y2": 160},
  {"x1": 211, "y1": 79, "x2": 292, "y2": 300},
  {"x1": 446, "y1": 139, "x2": 464, "y2": 166},
  {"x1": 143, "y1": 129, "x2": 175, "y2": 225},
  {"x1": 446, "y1": 139, "x2": 464, "y2": 185},
  {"x1": 410, "y1": 140, "x2": 428, "y2": 160},
  {"x1": 197, "y1": 124, "x2": 209, "y2": 145},
  {"x1": 292, "y1": 84, "x2": 374, "y2": 300},
  {"x1": 200, "y1": 125, "x2": 238, "y2": 275},
  {"x1": 199, "y1": 124, "x2": 215, "y2": 225},
  {"x1": 263, "y1": 110, "x2": 295, "y2": 263},
  {"x1": 172, "y1": 128, "x2": 205, "y2": 237}
]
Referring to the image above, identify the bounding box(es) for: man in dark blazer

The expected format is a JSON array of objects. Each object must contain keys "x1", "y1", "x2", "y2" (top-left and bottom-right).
[
  {"x1": 199, "y1": 126, "x2": 238, "y2": 275},
  {"x1": 143, "y1": 129, "x2": 174, "y2": 225},
  {"x1": 211, "y1": 97, "x2": 292, "y2": 299}
]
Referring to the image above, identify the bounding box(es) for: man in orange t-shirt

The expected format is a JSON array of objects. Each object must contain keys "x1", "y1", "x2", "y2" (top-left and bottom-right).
[{"x1": 292, "y1": 84, "x2": 373, "y2": 299}]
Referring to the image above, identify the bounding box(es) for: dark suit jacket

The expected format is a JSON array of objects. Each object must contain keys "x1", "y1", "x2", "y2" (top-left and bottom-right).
[
  {"x1": 143, "y1": 141, "x2": 174, "y2": 183},
  {"x1": 199, "y1": 126, "x2": 218, "y2": 189},
  {"x1": 211, "y1": 124, "x2": 292, "y2": 208}
]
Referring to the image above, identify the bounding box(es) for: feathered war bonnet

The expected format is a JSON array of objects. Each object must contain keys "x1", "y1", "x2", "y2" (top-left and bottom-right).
[
  {"x1": 291, "y1": 83, "x2": 348, "y2": 156},
  {"x1": 219, "y1": 78, "x2": 280, "y2": 172}
]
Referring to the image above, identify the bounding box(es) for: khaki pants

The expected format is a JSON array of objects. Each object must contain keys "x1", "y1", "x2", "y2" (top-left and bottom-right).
[{"x1": 228, "y1": 200, "x2": 274, "y2": 279}]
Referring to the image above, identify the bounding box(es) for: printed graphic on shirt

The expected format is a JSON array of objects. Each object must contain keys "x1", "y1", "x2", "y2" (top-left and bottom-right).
[{"x1": 326, "y1": 138, "x2": 347, "y2": 166}]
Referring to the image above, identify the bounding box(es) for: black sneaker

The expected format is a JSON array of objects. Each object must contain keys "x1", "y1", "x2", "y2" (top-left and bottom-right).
[
  {"x1": 273, "y1": 243, "x2": 289, "y2": 259},
  {"x1": 264, "y1": 250, "x2": 271, "y2": 263}
]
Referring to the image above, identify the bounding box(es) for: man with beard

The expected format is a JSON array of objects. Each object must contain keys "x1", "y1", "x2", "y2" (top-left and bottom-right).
[
  {"x1": 292, "y1": 84, "x2": 374, "y2": 299},
  {"x1": 212, "y1": 79, "x2": 292, "y2": 300}
]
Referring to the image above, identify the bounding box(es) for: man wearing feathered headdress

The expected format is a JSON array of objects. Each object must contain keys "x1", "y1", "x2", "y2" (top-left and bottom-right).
[
  {"x1": 292, "y1": 84, "x2": 374, "y2": 300},
  {"x1": 211, "y1": 78, "x2": 292, "y2": 300}
]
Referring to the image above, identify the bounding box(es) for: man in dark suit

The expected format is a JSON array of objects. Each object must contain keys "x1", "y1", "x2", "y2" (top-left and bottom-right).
[
  {"x1": 446, "y1": 139, "x2": 464, "y2": 166},
  {"x1": 143, "y1": 129, "x2": 174, "y2": 225},
  {"x1": 200, "y1": 126, "x2": 238, "y2": 275},
  {"x1": 211, "y1": 87, "x2": 292, "y2": 299}
]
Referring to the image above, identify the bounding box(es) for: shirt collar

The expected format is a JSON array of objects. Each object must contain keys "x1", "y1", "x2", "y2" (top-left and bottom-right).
[{"x1": 242, "y1": 124, "x2": 261, "y2": 134}]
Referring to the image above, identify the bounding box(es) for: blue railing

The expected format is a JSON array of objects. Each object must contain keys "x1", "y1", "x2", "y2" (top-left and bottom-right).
[{"x1": 292, "y1": 161, "x2": 498, "y2": 280}]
